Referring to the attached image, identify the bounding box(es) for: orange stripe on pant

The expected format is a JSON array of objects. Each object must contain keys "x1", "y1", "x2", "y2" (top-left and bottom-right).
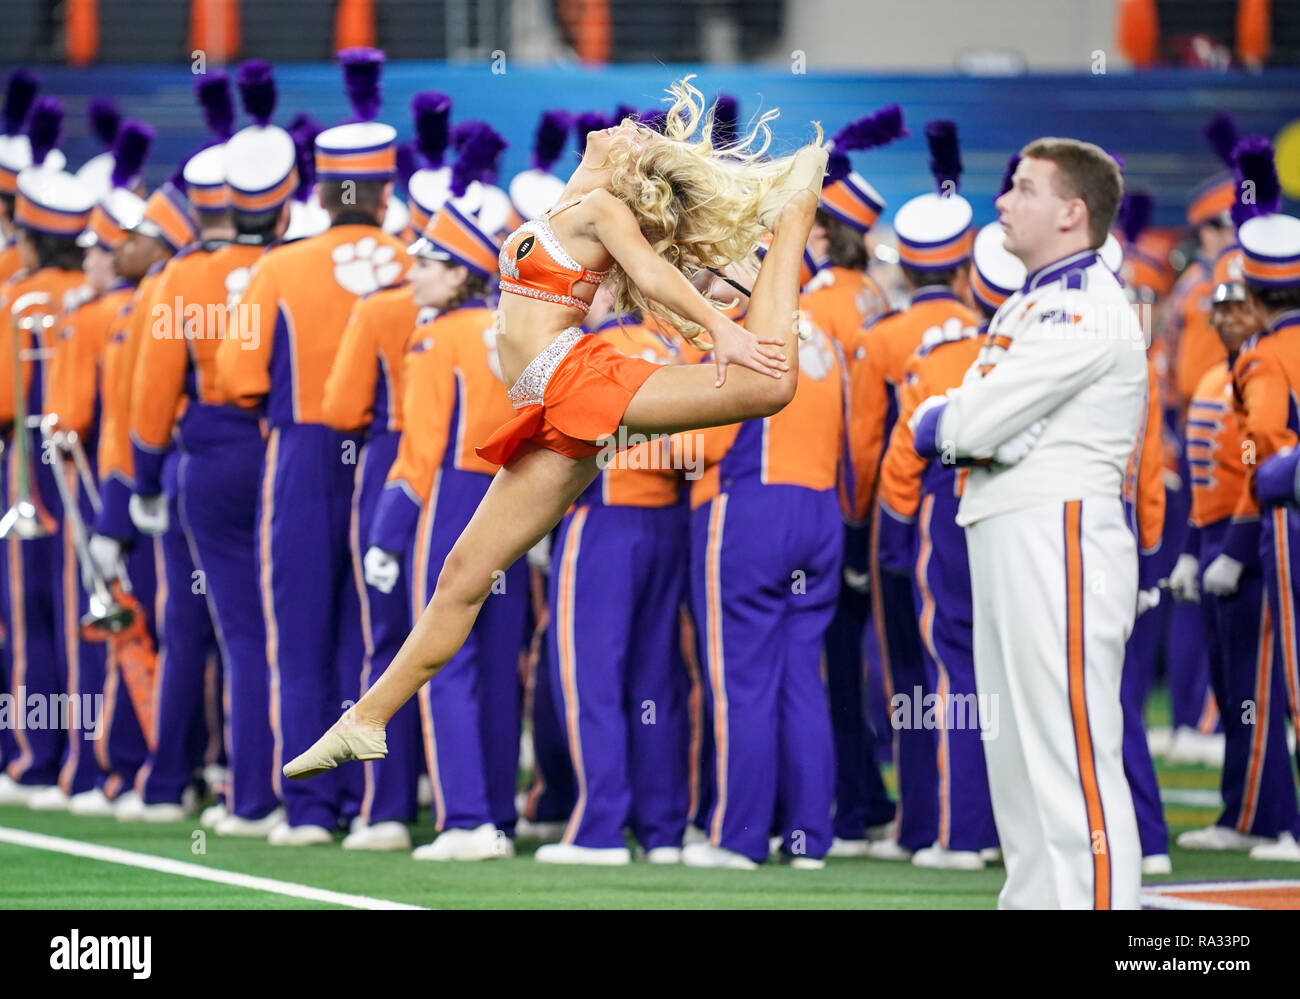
[
  {"x1": 704, "y1": 495, "x2": 730, "y2": 847},
  {"x1": 1272, "y1": 508, "x2": 1300, "y2": 728},
  {"x1": 259, "y1": 429, "x2": 283, "y2": 799},
  {"x1": 1238, "y1": 602, "x2": 1273, "y2": 834},
  {"x1": 558, "y1": 507, "x2": 590, "y2": 844},
  {"x1": 1064, "y1": 500, "x2": 1110, "y2": 910},
  {"x1": 916, "y1": 495, "x2": 950, "y2": 847}
]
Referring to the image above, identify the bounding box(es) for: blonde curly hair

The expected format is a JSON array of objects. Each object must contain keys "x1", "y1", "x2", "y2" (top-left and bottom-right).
[{"x1": 600, "y1": 76, "x2": 823, "y2": 350}]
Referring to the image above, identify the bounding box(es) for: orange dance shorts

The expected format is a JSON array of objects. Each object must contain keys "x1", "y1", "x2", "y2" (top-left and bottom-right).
[{"x1": 476, "y1": 326, "x2": 662, "y2": 467}]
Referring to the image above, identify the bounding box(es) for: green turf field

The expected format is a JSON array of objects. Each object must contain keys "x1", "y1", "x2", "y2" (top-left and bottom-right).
[{"x1": 1, "y1": 691, "x2": 1296, "y2": 909}]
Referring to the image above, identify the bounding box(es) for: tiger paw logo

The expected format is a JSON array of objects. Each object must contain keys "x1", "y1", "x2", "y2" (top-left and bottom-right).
[
  {"x1": 225, "y1": 266, "x2": 252, "y2": 309},
  {"x1": 331, "y1": 237, "x2": 403, "y2": 296},
  {"x1": 797, "y1": 324, "x2": 833, "y2": 380}
]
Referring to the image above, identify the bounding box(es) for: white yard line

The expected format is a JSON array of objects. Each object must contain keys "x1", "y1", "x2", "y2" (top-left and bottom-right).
[{"x1": 0, "y1": 825, "x2": 427, "y2": 910}]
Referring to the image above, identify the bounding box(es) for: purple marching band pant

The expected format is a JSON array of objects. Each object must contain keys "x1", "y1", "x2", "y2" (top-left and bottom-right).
[
  {"x1": 1196, "y1": 515, "x2": 1298, "y2": 838},
  {"x1": 259, "y1": 421, "x2": 366, "y2": 831},
  {"x1": 131, "y1": 445, "x2": 221, "y2": 806},
  {"x1": 1259, "y1": 505, "x2": 1300, "y2": 838},
  {"x1": 547, "y1": 483, "x2": 691, "y2": 851},
  {"x1": 135, "y1": 402, "x2": 276, "y2": 818},
  {"x1": 349, "y1": 429, "x2": 418, "y2": 825},
  {"x1": 690, "y1": 458, "x2": 840, "y2": 861}
]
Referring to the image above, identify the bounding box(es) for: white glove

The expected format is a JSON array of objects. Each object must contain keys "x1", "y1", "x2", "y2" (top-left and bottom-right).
[
  {"x1": 363, "y1": 546, "x2": 400, "y2": 594},
  {"x1": 526, "y1": 533, "x2": 552, "y2": 573},
  {"x1": 907, "y1": 394, "x2": 947, "y2": 436},
  {"x1": 129, "y1": 493, "x2": 169, "y2": 536},
  {"x1": 88, "y1": 534, "x2": 122, "y2": 584},
  {"x1": 1168, "y1": 553, "x2": 1200, "y2": 603},
  {"x1": 992, "y1": 419, "x2": 1048, "y2": 466},
  {"x1": 1136, "y1": 586, "x2": 1161, "y2": 616},
  {"x1": 1202, "y1": 554, "x2": 1243, "y2": 597},
  {"x1": 843, "y1": 567, "x2": 871, "y2": 595}
]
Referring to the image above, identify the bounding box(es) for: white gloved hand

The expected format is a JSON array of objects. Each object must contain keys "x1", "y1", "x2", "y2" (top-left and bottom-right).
[
  {"x1": 1202, "y1": 554, "x2": 1244, "y2": 597},
  {"x1": 992, "y1": 418, "x2": 1048, "y2": 466},
  {"x1": 1136, "y1": 586, "x2": 1161, "y2": 616},
  {"x1": 843, "y1": 567, "x2": 871, "y2": 595},
  {"x1": 907, "y1": 394, "x2": 948, "y2": 436},
  {"x1": 526, "y1": 533, "x2": 552, "y2": 573},
  {"x1": 129, "y1": 493, "x2": 169, "y2": 536},
  {"x1": 1168, "y1": 553, "x2": 1201, "y2": 603},
  {"x1": 363, "y1": 546, "x2": 400, "y2": 594},
  {"x1": 88, "y1": 534, "x2": 122, "y2": 585}
]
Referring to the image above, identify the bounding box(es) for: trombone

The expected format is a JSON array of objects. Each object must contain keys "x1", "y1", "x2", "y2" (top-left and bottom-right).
[
  {"x1": 40, "y1": 414, "x2": 136, "y2": 635},
  {"x1": 0, "y1": 291, "x2": 58, "y2": 540}
]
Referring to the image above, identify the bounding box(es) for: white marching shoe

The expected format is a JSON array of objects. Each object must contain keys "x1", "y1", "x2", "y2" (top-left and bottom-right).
[
  {"x1": 112, "y1": 790, "x2": 145, "y2": 822},
  {"x1": 139, "y1": 787, "x2": 199, "y2": 823},
  {"x1": 27, "y1": 785, "x2": 71, "y2": 811},
  {"x1": 1141, "y1": 854, "x2": 1173, "y2": 875},
  {"x1": 67, "y1": 789, "x2": 115, "y2": 816},
  {"x1": 342, "y1": 821, "x2": 411, "y2": 851},
  {"x1": 828, "y1": 838, "x2": 871, "y2": 858},
  {"x1": 199, "y1": 803, "x2": 228, "y2": 829},
  {"x1": 282, "y1": 718, "x2": 387, "y2": 779},
  {"x1": 864, "y1": 839, "x2": 914, "y2": 861},
  {"x1": 0, "y1": 774, "x2": 36, "y2": 806},
  {"x1": 683, "y1": 824, "x2": 708, "y2": 846},
  {"x1": 643, "y1": 846, "x2": 682, "y2": 865},
  {"x1": 979, "y1": 847, "x2": 1003, "y2": 864},
  {"x1": 215, "y1": 807, "x2": 285, "y2": 838},
  {"x1": 267, "y1": 820, "x2": 333, "y2": 846},
  {"x1": 681, "y1": 842, "x2": 758, "y2": 870},
  {"x1": 1249, "y1": 831, "x2": 1300, "y2": 862},
  {"x1": 757, "y1": 144, "x2": 829, "y2": 231},
  {"x1": 535, "y1": 842, "x2": 631, "y2": 866},
  {"x1": 912, "y1": 844, "x2": 986, "y2": 870},
  {"x1": 1176, "y1": 825, "x2": 1268, "y2": 852},
  {"x1": 412, "y1": 823, "x2": 513, "y2": 861}
]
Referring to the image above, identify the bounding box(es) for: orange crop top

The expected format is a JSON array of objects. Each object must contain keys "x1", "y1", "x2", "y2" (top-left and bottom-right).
[{"x1": 497, "y1": 199, "x2": 610, "y2": 313}]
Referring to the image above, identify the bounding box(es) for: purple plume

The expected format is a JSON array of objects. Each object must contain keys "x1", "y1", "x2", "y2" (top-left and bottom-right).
[
  {"x1": 997, "y1": 153, "x2": 1021, "y2": 200},
  {"x1": 925, "y1": 120, "x2": 961, "y2": 194},
  {"x1": 1203, "y1": 113, "x2": 1240, "y2": 169},
  {"x1": 411, "y1": 91, "x2": 451, "y2": 168},
  {"x1": 395, "y1": 142, "x2": 417, "y2": 189},
  {"x1": 88, "y1": 97, "x2": 120, "y2": 148},
  {"x1": 1233, "y1": 135, "x2": 1281, "y2": 222},
  {"x1": 831, "y1": 104, "x2": 907, "y2": 153},
  {"x1": 195, "y1": 72, "x2": 235, "y2": 140},
  {"x1": 1118, "y1": 191, "x2": 1153, "y2": 245},
  {"x1": 237, "y1": 60, "x2": 277, "y2": 127},
  {"x1": 712, "y1": 94, "x2": 738, "y2": 147},
  {"x1": 825, "y1": 153, "x2": 852, "y2": 185},
  {"x1": 532, "y1": 110, "x2": 570, "y2": 171},
  {"x1": 339, "y1": 47, "x2": 384, "y2": 122},
  {"x1": 27, "y1": 96, "x2": 63, "y2": 167},
  {"x1": 110, "y1": 119, "x2": 154, "y2": 188},
  {"x1": 575, "y1": 112, "x2": 609, "y2": 148},
  {"x1": 450, "y1": 121, "x2": 507, "y2": 197},
  {"x1": 287, "y1": 112, "x2": 323, "y2": 202},
  {"x1": 3, "y1": 69, "x2": 38, "y2": 137}
]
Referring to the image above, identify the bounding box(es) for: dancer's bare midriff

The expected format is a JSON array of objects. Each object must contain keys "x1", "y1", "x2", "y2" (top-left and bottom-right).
[{"x1": 493, "y1": 281, "x2": 605, "y2": 389}]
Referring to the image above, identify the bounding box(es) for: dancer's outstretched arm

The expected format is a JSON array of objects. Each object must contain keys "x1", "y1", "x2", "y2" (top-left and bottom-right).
[{"x1": 585, "y1": 189, "x2": 789, "y2": 386}]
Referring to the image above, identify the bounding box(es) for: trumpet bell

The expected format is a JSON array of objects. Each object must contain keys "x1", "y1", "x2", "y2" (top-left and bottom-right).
[{"x1": 0, "y1": 500, "x2": 57, "y2": 540}]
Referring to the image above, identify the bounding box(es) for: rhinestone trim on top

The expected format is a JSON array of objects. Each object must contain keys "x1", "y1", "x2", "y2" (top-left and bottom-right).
[
  {"x1": 498, "y1": 279, "x2": 592, "y2": 314},
  {"x1": 506, "y1": 326, "x2": 587, "y2": 410}
]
